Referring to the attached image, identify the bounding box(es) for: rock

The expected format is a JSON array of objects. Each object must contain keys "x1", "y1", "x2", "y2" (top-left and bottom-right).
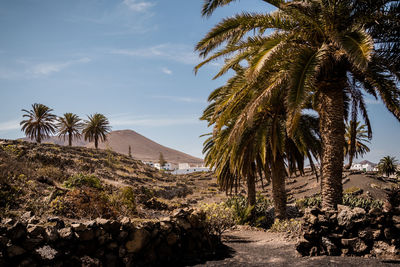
[
  {"x1": 21, "y1": 211, "x2": 33, "y2": 222},
  {"x1": 27, "y1": 225, "x2": 45, "y2": 237},
  {"x1": 371, "y1": 241, "x2": 398, "y2": 259},
  {"x1": 368, "y1": 207, "x2": 382, "y2": 216},
  {"x1": 28, "y1": 216, "x2": 40, "y2": 224},
  {"x1": 392, "y1": 215, "x2": 400, "y2": 224},
  {"x1": 176, "y1": 218, "x2": 191, "y2": 231},
  {"x1": 394, "y1": 223, "x2": 400, "y2": 231},
  {"x1": 126, "y1": 229, "x2": 151, "y2": 253},
  {"x1": 22, "y1": 237, "x2": 43, "y2": 251},
  {"x1": 384, "y1": 228, "x2": 393, "y2": 240},
  {"x1": 167, "y1": 232, "x2": 179, "y2": 246},
  {"x1": 58, "y1": 227, "x2": 74, "y2": 240},
  {"x1": 337, "y1": 206, "x2": 366, "y2": 229},
  {"x1": 358, "y1": 228, "x2": 373, "y2": 240},
  {"x1": 296, "y1": 238, "x2": 312, "y2": 256},
  {"x1": 96, "y1": 218, "x2": 111, "y2": 230},
  {"x1": 341, "y1": 238, "x2": 368, "y2": 254},
  {"x1": 321, "y1": 237, "x2": 339, "y2": 256},
  {"x1": 2, "y1": 218, "x2": 15, "y2": 225},
  {"x1": 372, "y1": 229, "x2": 381, "y2": 239},
  {"x1": 47, "y1": 217, "x2": 64, "y2": 229},
  {"x1": 71, "y1": 223, "x2": 85, "y2": 232},
  {"x1": 7, "y1": 245, "x2": 26, "y2": 257},
  {"x1": 44, "y1": 227, "x2": 59, "y2": 242},
  {"x1": 160, "y1": 222, "x2": 172, "y2": 232},
  {"x1": 76, "y1": 229, "x2": 94, "y2": 241},
  {"x1": 7, "y1": 222, "x2": 27, "y2": 241}
]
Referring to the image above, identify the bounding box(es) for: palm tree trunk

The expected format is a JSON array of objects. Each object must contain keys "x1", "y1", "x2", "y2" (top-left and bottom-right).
[
  {"x1": 247, "y1": 174, "x2": 256, "y2": 207},
  {"x1": 37, "y1": 126, "x2": 41, "y2": 143},
  {"x1": 68, "y1": 131, "x2": 72, "y2": 147},
  {"x1": 95, "y1": 136, "x2": 98, "y2": 149},
  {"x1": 271, "y1": 154, "x2": 287, "y2": 220},
  {"x1": 318, "y1": 78, "x2": 346, "y2": 210}
]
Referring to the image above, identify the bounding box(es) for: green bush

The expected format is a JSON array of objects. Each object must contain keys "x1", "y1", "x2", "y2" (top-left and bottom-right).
[
  {"x1": 269, "y1": 218, "x2": 302, "y2": 233},
  {"x1": 120, "y1": 186, "x2": 136, "y2": 212},
  {"x1": 64, "y1": 173, "x2": 102, "y2": 189},
  {"x1": 201, "y1": 202, "x2": 235, "y2": 237},
  {"x1": 295, "y1": 193, "x2": 383, "y2": 211}
]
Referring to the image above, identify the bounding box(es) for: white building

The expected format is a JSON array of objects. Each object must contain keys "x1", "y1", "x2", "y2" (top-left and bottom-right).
[
  {"x1": 173, "y1": 166, "x2": 210, "y2": 175},
  {"x1": 350, "y1": 163, "x2": 376, "y2": 172}
]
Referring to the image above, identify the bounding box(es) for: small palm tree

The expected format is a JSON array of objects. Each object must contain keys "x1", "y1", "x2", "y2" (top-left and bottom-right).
[
  {"x1": 82, "y1": 113, "x2": 111, "y2": 149},
  {"x1": 378, "y1": 156, "x2": 398, "y2": 177},
  {"x1": 344, "y1": 121, "x2": 370, "y2": 169},
  {"x1": 57, "y1": 113, "x2": 84, "y2": 147},
  {"x1": 20, "y1": 103, "x2": 57, "y2": 143}
]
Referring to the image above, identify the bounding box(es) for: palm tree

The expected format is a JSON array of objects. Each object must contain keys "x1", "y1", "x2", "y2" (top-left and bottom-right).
[
  {"x1": 57, "y1": 113, "x2": 84, "y2": 147},
  {"x1": 344, "y1": 121, "x2": 370, "y2": 169},
  {"x1": 202, "y1": 66, "x2": 321, "y2": 219},
  {"x1": 20, "y1": 103, "x2": 57, "y2": 143},
  {"x1": 196, "y1": 0, "x2": 400, "y2": 210},
  {"x1": 378, "y1": 156, "x2": 398, "y2": 177},
  {"x1": 82, "y1": 113, "x2": 111, "y2": 149}
]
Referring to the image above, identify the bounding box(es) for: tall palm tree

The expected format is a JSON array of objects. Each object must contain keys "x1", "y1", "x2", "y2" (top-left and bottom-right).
[
  {"x1": 202, "y1": 66, "x2": 321, "y2": 219},
  {"x1": 378, "y1": 156, "x2": 398, "y2": 177},
  {"x1": 344, "y1": 121, "x2": 370, "y2": 169},
  {"x1": 20, "y1": 103, "x2": 57, "y2": 143},
  {"x1": 196, "y1": 0, "x2": 400, "y2": 210},
  {"x1": 57, "y1": 113, "x2": 84, "y2": 147},
  {"x1": 82, "y1": 113, "x2": 111, "y2": 149}
]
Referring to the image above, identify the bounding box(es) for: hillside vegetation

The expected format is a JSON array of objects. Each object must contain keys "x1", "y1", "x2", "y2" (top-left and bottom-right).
[{"x1": 0, "y1": 139, "x2": 219, "y2": 222}]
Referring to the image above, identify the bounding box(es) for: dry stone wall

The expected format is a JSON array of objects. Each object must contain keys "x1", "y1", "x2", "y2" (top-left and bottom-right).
[
  {"x1": 0, "y1": 209, "x2": 220, "y2": 266},
  {"x1": 296, "y1": 202, "x2": 400, "y2": 259}
]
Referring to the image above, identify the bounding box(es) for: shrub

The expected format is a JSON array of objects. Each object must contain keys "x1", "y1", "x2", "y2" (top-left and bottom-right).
[
  {"x1": 36, "y1": 166, "x2": 64, "y2": 182},
  {"x1": 344, "y1": 187, "x2": 363, "y2": 195},
  {"x1": 201, "y1": 202, "x2": 235, "y2": 237},
  {"x1": 119, "y1": 186, "x2": 136, "y2": 212},
  {"x1": 64, "y1": 173, "x2": 102, "y2": 189},
  {"x1": 269, "y1": 218, "x2": 302, "y2": 233},
  {"x1": 51, "y1": 188, "x2": 116, "y2": 219},
  {"x1": 295, "y1": 194, "x2": 383, "y2": 211}
]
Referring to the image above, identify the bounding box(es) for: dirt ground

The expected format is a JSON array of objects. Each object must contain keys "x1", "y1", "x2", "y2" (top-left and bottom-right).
[{"x1": 193, "y1": 228, "x2": 400, "y2": 267}]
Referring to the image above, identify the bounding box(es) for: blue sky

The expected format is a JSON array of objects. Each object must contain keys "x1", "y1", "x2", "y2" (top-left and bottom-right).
[{"x1": 0, "y1": 0, "x2": 399, "y2": 163}]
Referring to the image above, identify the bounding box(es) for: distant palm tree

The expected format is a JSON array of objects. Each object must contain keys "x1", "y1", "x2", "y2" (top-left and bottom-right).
[
  {"x1": 57, "y1": 113, "x2": 84, "y2": 147},
  {"x1": 378, "y1": 156, "x2": 398, "y2": 177},
  {"x1": 82, "y1": 113, "x2": 111, "y2": 149},
  {"x1": 20, "y1": 103, "x2": 57, "y2": 143},
  {"x1": 344, "y1": 121, "x2": 370, "y2": 169}
]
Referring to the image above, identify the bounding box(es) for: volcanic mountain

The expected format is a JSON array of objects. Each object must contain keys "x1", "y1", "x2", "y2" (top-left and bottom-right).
[{"x1": 21, "y1": 130, "x2": 203, "y2": 164}]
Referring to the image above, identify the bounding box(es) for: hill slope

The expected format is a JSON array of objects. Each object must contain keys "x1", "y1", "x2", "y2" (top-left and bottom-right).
[
  {"x1": 86, "y1": 130, "x2": 203, "y2": 164},
  {"x1": 21, "y1": 129, "x2": 203, "y2": 164}
]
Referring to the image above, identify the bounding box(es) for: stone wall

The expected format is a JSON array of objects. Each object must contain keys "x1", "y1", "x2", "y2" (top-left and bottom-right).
[
  {"x1": 0, "y1": 209, "x2": 220, "y2": 266},
  {"x1": 296, "y1": 199, "x2": 400, "y2": 259}
]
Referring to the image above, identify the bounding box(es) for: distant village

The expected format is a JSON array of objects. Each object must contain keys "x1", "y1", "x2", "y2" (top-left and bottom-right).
[{"x1": 142, "y1": 161, "x2": 210, "y2": 175}]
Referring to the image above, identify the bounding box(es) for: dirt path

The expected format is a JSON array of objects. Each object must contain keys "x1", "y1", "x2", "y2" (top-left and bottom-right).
[{"x1": 193, "y1": 229, "x2": 400, "y2": 267}]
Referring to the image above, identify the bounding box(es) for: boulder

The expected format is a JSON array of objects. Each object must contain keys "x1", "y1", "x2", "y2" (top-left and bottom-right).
[
  {"x1": 58, "y1": 227, "x2": 74, "y2": 240},
  {"x1": 321, "y1": 237, "x2": 339, "y2": 256},
  {"x1": 27, "y1": 225, "x2": 45, "y2": 237},
  {"x1": 7, "y1": 222, "x2": 27, "y2": 242},
  {"x1": 126, "y1": 229, "x2": 151, "y2": 253},
  {"x1": 341, "y1": 237, "x2": 368, "y2": 254},
  {"x1": 22, "y1": 237, "x2": 43, "y2": 251},
  {"x1": 44, "y1": 227, "x2": 59, "y2": 243},
  {"x1": 371, "y1": 241, "x2": 398, "y2": 259},
  {"x1": 296, "y1": 238, "x2": 312, "y2": 256},
  {"x1": 166, "y1": 232, "x2": 179, "y2": 246},
  {"x1": 337, "y1": 206, "x2": 366, "y2": 229},
  {"x1": 7, "y1": 245, "x2": 26, "y2": 257}
]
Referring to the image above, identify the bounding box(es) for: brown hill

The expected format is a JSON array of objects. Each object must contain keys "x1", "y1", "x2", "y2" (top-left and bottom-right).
[
  {"x1": 86, "y1": 130, "x2": 203, "y2": 164},
  {"x1": 22, "y1": 130, "x2": 203, "y2": 164}
]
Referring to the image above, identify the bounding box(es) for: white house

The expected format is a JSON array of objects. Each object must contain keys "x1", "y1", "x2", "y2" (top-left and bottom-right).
[
  {"x1": 350, "y1": 163, "x2": 376, "y2": 172},
  {"x1": 173, "y1": 166, "x2": 210, "y2": 175}
]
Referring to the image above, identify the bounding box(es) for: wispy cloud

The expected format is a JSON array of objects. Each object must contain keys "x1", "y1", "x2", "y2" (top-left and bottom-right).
[
  {"x1": 162, "y1": 67, "x2": 172, "y2": 75},
  {"x1": 152, "y1": 95, "x2": 206, "y2": 104},
  {"x1": 123, "y1": 0, "x2": 155, "y2": 12},
  {"x1": 0, "y1": 120, "x2": 20, "y2": 132},
  {"x1": 111, "y1": 44, "x2": 200, "y2": 65},
  {"x1": 29, "y1": 57, "x2": 91, "y2": 76},
  {"x1": 109, "y1": 114, "x2": 201, "y2": 127}
]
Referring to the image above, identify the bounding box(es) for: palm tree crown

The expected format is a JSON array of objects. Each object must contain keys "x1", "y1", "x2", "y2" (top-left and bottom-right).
[
  {"x1": 196, "y1": 0, "x2": 400, "y2": 209},
  {"x1": 344, "y1": 121, "x2": 370, "y2": 168},
  {"x1": 82, "y1": 113, "x2": 111, "y2": 149},
  {"x1": 20, "y1": 103, "x2": 57, "y2": 143},
  {"x1": 57, "y1": 113, "x2": 84, "y2": 147},
  {"x1": 378, "y1": 156, "x2": 398, "y2": 177}
]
